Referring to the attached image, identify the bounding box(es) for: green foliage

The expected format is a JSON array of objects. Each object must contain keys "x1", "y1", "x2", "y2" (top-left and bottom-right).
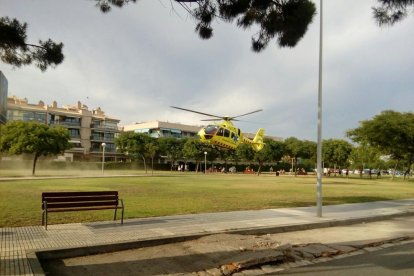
[
  {"x1": 236, "y1": 143, "x2": 255, "y2": 162},
  {"x1": 347, "y1": 110, "x2": 414, "y2": 175},
  {"x1": 322, "y1": 139, "x2": 353, "y2": 168},
  {"x1": 284, "y1": 137, "x2": 316, "y2": 159},
  {"x1": 158, "y1": 137, "x2": 186, "y2": 169},
  {"x1": 115, "y1": 132, "x2": 151, "y2": 160},
  {"x1": 182, "y1": 138, "x2": 205, "y2": 162},
  {"x1": 95, "y1": 0, "x2": 137, "y2": 13},
  {"x1": 373, "y1": 0, "x2": 414, "y2": 26},
  {"x1": 349, "y1": 144, "x2": 382, "y2": 170},
  {"x1": 0, "y1": 17, "x2": 64, "y2": 71},
  {"x1": 0, "y1": 121, "x2": 71, "y2": 174},
  {"x1": 97, "y1": 0, "x2": 316, "y2": 52},
  {"x1": 187, "y1": 0, "x2": 317, "y2": 51},
  {"x1": 145, "y1": 140, "x2": 159, "y2": 174},
  {"x1": 262, "y1": 139, "x2": 286, "y2": 161}
]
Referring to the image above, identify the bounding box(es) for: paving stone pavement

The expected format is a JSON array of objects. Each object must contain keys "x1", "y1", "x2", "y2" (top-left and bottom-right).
[{"x1": 1, "y1": 199, "x2": 414, "y2": 275}]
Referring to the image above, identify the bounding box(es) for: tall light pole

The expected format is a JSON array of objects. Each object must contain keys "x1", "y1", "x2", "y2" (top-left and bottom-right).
[
  {"x1": 316, "y1": 0, "x2": 324, "y2": 217},
  {"x1": 204, "y1": 151, "x2": 207, "y2": 174},
  {"x1": 101, "y1": 142, "x2": 106, "y2": 175}
]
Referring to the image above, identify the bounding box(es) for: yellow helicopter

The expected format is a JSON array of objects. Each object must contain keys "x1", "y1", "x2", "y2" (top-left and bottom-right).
[{"x1": 171, "y1": 106, "x2": 265, "y2": 151}]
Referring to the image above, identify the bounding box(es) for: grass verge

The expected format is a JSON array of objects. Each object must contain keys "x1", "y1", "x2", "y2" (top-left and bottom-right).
[{"x1": 0, "y1": 173, "x2": 413, "y2": 227}]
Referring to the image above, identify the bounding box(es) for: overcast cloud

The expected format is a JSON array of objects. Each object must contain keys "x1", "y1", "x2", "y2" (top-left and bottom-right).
[{"x1": 1, "y1": 0, "x2": 414, "y2": 140}]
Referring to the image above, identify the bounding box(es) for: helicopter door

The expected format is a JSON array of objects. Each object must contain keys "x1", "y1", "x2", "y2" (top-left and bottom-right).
[
  {"x1": 231, "y1": 132, "x2": 239, "y2": 142},
  {"x1": 216, "y1": 128, "x2": 224, "y2": 136}
]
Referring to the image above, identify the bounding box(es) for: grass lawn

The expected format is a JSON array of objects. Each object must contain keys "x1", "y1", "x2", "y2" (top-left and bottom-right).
[{"x1": 0, "y1": 173, "x2": 413, "y2": 227}]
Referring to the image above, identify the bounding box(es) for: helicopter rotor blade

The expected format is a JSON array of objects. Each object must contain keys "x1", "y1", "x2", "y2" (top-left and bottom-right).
[
  {"x1": 200, "y1": 119, "x2": 220, "y2": 122},
  {"x1": 171, "y1": 106, "x2": 223, "y2": 119},
  {"x1": 201, "y1": 118, "x2": 240, "y2": 122},
  {"x1": 232, "y1": 109, "x2": 263, "y2": 120},
  {"x1": 171, "y1": 106, "x2": 262, "y2": 122}
]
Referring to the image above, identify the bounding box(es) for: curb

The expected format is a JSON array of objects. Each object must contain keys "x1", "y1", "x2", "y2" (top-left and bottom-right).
[{"x1": 31, "y1": 210, "x2": 414, "y2": 275}]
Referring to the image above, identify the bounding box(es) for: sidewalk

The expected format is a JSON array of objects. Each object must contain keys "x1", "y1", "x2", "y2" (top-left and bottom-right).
[{"x1": 1, "y1": 199, "x2": 414, "y2": 276}]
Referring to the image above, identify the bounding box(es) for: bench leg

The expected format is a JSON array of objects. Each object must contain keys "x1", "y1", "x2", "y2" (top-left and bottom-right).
[
  {"x1": 43, "y1": 201, "x2": 48, "y2": 230},
  {"x1": 120, "y1": 199, "x2": 124, "y2": 224}
]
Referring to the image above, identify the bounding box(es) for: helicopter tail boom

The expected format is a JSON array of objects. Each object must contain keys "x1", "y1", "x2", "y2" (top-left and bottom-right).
[{"x1": 252, "y1": 128, "x2": 265, "y2": 151}]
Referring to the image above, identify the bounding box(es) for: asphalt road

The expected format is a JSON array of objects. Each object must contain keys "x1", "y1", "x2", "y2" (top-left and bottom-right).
[{"x1": 279, "y1": 241, "x2": 414, "y2": 275}]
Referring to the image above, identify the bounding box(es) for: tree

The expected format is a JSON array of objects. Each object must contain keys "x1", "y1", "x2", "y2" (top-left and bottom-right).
[
  {"x1": 204, "y1": 145, "x2": 220, "y2": 171},
  {"x1": 322, "y1": 139, "x2": 353, "y2": 170},
  {"x1": 283, "y1": 137, "x2": 316, "y2": 175},
  {"x1": 216, "y1": 147, "x2": 235, "y2": 172},
  {"x1": 0, "y1": 17, "x2": 64, "y2": 71},
  {"x1": 349, "y1": 143, "x2": 382, "y2": 178},
  {"x1": 145, "y1": 139, "x2": 159, "y2": 175},
  {"x1": 172, "y1": 0, "x2": 317, "y2": 52},
  {"x1": 250, "y1": 139, "x2": 283, "y2": 175},
  {"x1": 0, "y1": 121, "x2": 71, "y2": 175},
  {"x1": 347, "y1": 110, "x2": 414, "y2": 178},
  {"x1": 236, "y1": 143, "x2": 255, "y2": 165},
  {"x1": 115, "y1": 132, "x2": 151, "y2": 173},
  {"x1": 158, "y1": 137, "x2": 185, "y2": 171},
  {"x1": 2, "y1": 0, "x2": 316, "y2": 70},
  {"x1": 182, "y1": 138, "x2": 208, "y2": 172},
  {"x1": 373, "y1": 0, "x2": 414, "y2": 26}
]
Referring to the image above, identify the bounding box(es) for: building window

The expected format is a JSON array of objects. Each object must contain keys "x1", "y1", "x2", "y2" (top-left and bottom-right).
[
  {"x1": 68, "y1": 128, "x2": 80, "y2": 138},
  {"x1": 7, "y1": 110, "x2": 46, "y2": 123}
]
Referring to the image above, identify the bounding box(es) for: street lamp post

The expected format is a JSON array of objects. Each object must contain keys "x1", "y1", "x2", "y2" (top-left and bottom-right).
[
  {"x1": 204, "y1": 151, "x2": 207, "y2": 174},
  {"x1": 101, "y1": 142, "x2": 106, "y2": 175},
  {"x1": 316, "y1": 0, "x2": 324, "y2": 217}
]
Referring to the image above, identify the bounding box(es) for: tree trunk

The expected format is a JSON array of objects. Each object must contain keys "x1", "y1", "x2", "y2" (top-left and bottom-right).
[
  {"x1": 151, "y1": 157, "x2": 154, "y2": 175},
  {"x1": 170, "y1": 158, "x2": 175, "y2": 171},
  {"x1": 257, "y1": 162, "x2": 262, "y2": 176},
  {"x1": 32, "y1": 153, "x2": 39, "y2": 176},
  {"x1": 392, "y1": 161, "x2": 399, "y2": 180},
  {"x1": 404, "y1": 156, "x2": 412, "y2": 180},
  {"x1": 141, "y1": 154, "x2": 147, "y2": 174}
]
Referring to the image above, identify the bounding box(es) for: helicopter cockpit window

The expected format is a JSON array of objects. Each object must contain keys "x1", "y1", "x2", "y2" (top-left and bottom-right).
[
  {"x1": 224, "y1": 129, "x2": 230, "y2": 137},
  {"x1": 204, "y1": 125, "x2": 218, "y2": 135},
  {"x1": 216, "y1": 128, "x2": 224, "y2": 136}
]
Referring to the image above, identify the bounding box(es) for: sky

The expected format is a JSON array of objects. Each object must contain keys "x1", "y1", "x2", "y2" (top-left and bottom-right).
[{"x1": 1, "y1": 0, "x2": 414, "y2": 141}]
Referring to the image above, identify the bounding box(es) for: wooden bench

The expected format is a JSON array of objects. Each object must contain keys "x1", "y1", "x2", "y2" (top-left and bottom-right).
[{"x1": 42, "y1": 191, "x2": 124, "y2": 230}]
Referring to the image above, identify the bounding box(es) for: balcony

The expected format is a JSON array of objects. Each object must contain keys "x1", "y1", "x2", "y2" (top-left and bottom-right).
[
  {"x1": 90, "y1": 143, "x2": 117, "y2": 153},
  {"x1": 50, "y1": 121, "x2": 81, "y2": 127},
  {"x1": 91, "y1": 123, "x2": 118, "y2": 131},
  {"x1": 90, "y1": 136, "x2": 115, "y2": 143}
]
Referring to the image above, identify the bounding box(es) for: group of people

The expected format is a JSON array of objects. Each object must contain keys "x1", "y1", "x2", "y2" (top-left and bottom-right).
[
  {"x1": 244, "y1": 166, "x2": 255, "y2": 174},
  {"x1": 208, "y1": 166, "x2": 226, "y2": 173},
  {"x1": 177, "y1": 164, "x2": 188, "y2": 172}
]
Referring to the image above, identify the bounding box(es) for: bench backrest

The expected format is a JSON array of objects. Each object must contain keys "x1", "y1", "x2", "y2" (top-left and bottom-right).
[{"x1": 42, "y1": 191, "x2": 119, "y2": 210}]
